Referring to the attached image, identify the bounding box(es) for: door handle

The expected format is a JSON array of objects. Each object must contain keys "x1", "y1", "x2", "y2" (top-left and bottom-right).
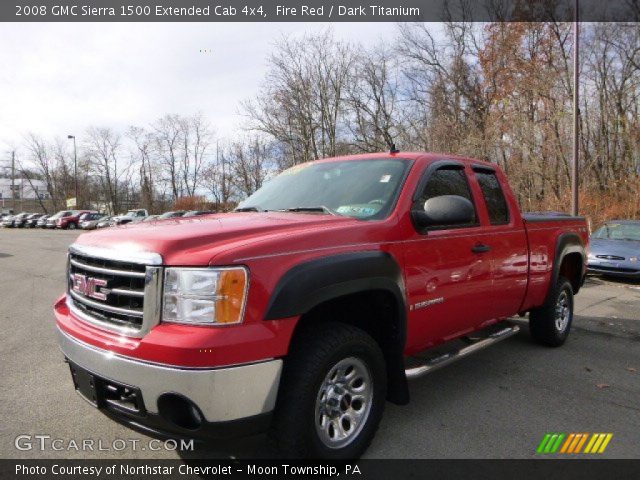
[{"x1": 471, "y1": 244, "x2": 491, "y2": 254}]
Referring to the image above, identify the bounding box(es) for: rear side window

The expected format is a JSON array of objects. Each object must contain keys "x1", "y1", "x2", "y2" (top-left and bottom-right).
[
  {"x1": 475, "y1": 170, "x2": 509, "y2": 225},
  {"x1": 416, "y1": 167, "x2": 478, "y2": 226}
]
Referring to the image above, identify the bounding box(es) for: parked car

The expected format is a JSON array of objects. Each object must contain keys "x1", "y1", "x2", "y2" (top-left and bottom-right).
[
  {"x1": 56, "y1": 210, "x2": 96, "y2": 230},
  {"x1": 1, "y1": 214, "x2": 14, "y2": 227},
  {"x1": 95, "y1": 216, "x2": 113, "y2": 229},
  {"x1": 80, "y1": 213, "x2": 107, "y2": 230},
  {"x1": 36, "y1": 215, "x2": 50, "y2": 228},
  {"x1": 183, "y1": 210, "x2": 214, "y2": 217},
  {"x1": 24, "y1": 213, "x2": 45, "y2": 228},
  {"x1": 157, "y1": 210, "x2": 186, "y2": 220},
  {"x1": 2, "y1": 212, "x2": 29, "y2": 228},
  {"x1": 55, "y1": 152, "x2": 590, "y2": 459},
  {"x1": 112, "y1": 209, "x2": 149, "y2": 225},
  {"x1": 46, "y1": 211, "x2": 72, "y2": 229},
  {"x1": 141, "y1": 215, "x2": 159, "y2": 222},
  {"x1": 588, "y1": 220, "x2": 640, "y2": 278}
]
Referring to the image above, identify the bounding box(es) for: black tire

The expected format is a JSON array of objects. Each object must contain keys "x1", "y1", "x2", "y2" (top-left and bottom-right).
[
  {"x1": 67, "y1": 222, "x2": 77, "y2": 230},
  {"x1": 269, "y1": 322, "x2": 386, "y2": 459},
  {"x1": 529, "y1": 276, "x2": 574, "y2": 347}
]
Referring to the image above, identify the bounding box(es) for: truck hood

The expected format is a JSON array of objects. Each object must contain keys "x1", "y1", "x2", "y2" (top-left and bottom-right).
[{"x1": 73, "y1": 212, "x2": 362, "y2": 265}]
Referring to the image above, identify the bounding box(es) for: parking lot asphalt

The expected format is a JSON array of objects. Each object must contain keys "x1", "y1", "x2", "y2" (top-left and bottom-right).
[{"x1": 0, "y1": 228, "x2": 638, "y2": 459}]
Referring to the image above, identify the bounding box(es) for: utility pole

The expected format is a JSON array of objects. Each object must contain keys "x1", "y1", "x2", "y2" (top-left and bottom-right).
[
  {"x1": 571, "y1": 0, "x2": 580, "y2": 216},
  {"x1": 68, "y1": 135, "x2": 78, "y2": 208},
  {"x1": 11, "y1": 150, "x2": 16, "y2": 212}
]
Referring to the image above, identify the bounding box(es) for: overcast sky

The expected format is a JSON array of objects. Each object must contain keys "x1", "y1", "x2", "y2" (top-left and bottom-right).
[{"x1": 0, "y1": 22, "x2": 398, "y2": 162}]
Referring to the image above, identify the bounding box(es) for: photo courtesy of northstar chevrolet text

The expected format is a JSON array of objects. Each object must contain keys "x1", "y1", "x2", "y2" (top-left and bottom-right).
[{"x1": 0, "y1": 0, "x2": 639, "y2": 478}]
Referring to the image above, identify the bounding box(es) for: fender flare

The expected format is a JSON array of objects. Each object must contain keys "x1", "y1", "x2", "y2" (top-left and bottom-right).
[
  {"x1": 547, "y1": 232, "x2": 586, "y2": 302},
  {"x1": 265, "y1": 251, "x2": 410, "y2": 405}
]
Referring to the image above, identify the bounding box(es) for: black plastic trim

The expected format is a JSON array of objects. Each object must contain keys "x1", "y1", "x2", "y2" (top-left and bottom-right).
[
  {"x1": 412, "y1": 160, "x2": 465, "y2": 202},
  {"x1": 471, "y1": 164, "x2": 497, "y2": 172},
  {"x1": 547, "y1": 232, "x2": 586, "y2": 301},
  {"x1": 265, "y1": 251, "x2": 409, "y2": 405},
  {"x1": 104, "y1": 408, "x2": 272, "y2": 441},
  {"x1": 265, "y1": 251, "x2": 406, "y2": 320},
  {"x1": 523, "y1": 214, "x2": 587, "y2": 223}
]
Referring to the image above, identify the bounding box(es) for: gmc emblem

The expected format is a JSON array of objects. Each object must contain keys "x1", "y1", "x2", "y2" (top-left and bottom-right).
[{"x1": 71, "y1": 273, "x2": 108, "y2": 301}]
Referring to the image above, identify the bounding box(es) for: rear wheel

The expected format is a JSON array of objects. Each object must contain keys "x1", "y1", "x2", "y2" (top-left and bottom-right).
[
  {"x1": 269, "y1": 323, "x2": 386, "y2": 459},
  {"x1": 529, "y1": 276, "x2": 573, "y2": 347},
  {"x1": 67, "y1": 222, "x2": 77, "y2": 230}
]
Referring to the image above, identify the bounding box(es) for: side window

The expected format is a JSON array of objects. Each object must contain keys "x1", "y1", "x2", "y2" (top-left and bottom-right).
[
  {"x1": 416, "y1": 166, "x2": 478, "y2": 227},
  {"x1": 475, "y1": 170, "x2": 510, "y2": 225}
]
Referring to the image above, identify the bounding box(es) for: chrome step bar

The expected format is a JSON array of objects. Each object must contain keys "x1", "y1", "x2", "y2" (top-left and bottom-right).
[{"x1": 405, "y1": 324, "x2": 520, "y2": 379}]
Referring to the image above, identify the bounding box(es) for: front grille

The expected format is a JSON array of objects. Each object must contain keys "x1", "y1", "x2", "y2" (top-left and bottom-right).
[{"x1": 67, "y1": 246, "x2": 162, "y2": 336}]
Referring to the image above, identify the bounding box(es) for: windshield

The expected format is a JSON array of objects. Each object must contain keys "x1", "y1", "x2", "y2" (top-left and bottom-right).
[
  {"x1": 237, "y1": 159, "x2": 411, "y2": 220},
  {"x1": 593, "y1": 223, "x2": 640, "y2": 241}
]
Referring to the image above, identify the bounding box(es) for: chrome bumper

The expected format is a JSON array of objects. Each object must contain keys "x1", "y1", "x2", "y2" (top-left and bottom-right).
[{"x1": 56, "y1": 327, "x2": 282, "y2": 422}]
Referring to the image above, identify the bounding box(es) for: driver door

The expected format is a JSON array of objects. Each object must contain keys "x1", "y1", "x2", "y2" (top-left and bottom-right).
[{"x1": 404, "y1": 163, "x2": 493, "y2": 352}]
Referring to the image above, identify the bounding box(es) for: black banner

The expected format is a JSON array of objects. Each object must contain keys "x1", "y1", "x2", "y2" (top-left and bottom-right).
[
  {"x1": 3, "y1": 460, "x2": 640, "y2": 480},
  {"x1": 2, "y1": 0, "x2": 640, "y2": 22}
]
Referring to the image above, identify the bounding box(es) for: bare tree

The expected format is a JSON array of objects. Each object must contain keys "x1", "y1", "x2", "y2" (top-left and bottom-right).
[
  {"x1": 85, "y1": 127, "x2": 124, "y2": 213},
  {"x1": 242, "y1": 30, "x2": 356, "y2": 166}
]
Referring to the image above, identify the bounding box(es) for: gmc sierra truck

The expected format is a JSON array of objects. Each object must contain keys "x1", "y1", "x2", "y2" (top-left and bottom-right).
[{"x1": 54, "y1": 152, "x2": 588, "y2": 458}]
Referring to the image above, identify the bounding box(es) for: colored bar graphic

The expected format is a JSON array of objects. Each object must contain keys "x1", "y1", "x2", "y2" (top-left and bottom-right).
[
  {"x1": 538, "y1": 433, "x2": 613, "y2": 454},
  {"x1": 537, "y1": 434, "x2": 552, "y2": 454},
  {"x1": 560, "y1": 433, "x2": 575, "y2": 453}
]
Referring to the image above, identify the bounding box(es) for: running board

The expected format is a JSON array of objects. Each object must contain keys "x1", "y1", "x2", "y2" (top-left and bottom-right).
[{"x1": 405, "y1": 323, "x2": 520, "y2": 379}]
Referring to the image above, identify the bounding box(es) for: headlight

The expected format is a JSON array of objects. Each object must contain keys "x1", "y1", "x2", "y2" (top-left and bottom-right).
[
  {"x1": 162, "y1": 267, "x2": 248, "y2": 325},
  {"x1": 630, "y1": 256, "x2": 638, "y2": 262}
]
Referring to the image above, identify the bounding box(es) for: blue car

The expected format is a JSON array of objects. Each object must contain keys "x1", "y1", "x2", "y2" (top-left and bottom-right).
[{"x1": 588, "y1": 220, "x2": 640, "y2": 278}]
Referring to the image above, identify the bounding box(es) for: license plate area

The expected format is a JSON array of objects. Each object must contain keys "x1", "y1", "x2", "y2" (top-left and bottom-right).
[
  {"x1": 69, "y1": 362, "x2": 98, "y2": 406},
  {"x1": 67, "y1": 361, "x2": 146, "y2": 416}
]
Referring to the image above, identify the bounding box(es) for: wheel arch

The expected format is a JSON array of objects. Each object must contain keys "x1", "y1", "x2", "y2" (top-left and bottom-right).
[
  {"x1": 548, "y1": 232, "x2": 586, "y2": 300},
  {"x1": 265, "y1": 251, "x2": 410, "y2": 405}
]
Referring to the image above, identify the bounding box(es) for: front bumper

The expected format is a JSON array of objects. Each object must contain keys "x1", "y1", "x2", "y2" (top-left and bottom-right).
[
  {"x1": 57, "y1": 327, "x2": 282, "y2": 435},
  {"x1": 588, "y1": 261, "x2": 640, "y2": 278}
]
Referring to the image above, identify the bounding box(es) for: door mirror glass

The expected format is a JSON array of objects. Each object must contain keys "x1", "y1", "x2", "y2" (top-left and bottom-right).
[{"x1": 413, "y1": 195, "x2": 476, "y2": 229}]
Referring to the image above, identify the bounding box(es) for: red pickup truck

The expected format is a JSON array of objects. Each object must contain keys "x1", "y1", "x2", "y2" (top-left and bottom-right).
[{"x1": 54, "y1": 152, "x2": 588, "y2": 458}]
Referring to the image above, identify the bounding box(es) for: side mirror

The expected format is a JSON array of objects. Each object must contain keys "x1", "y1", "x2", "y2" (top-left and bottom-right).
[{"x1": 412, "y1": 195, "x2": 475, "y2": 229}]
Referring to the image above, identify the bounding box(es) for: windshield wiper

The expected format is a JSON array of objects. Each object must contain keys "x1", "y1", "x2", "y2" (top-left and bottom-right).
[
  {"x1": 234, "y1": 206, "x2": 264, "y2": 212},
  {"x1": 281, "y1": 206, "x2": 338, "y2": 216}
]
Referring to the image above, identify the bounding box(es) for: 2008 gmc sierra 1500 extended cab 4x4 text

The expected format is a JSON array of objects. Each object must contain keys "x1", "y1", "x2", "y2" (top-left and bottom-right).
[{"x1": 54, "y1": 152, "x2": 588, "y2": 458}]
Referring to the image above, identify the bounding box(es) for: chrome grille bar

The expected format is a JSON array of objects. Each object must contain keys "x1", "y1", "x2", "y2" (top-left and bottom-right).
[
  {"x1": 69, "y1": 289, "x2": 143, "y2": 317},
  {"x1": 108, "y1": 287, "x2": 145, "y2": 297},
  {"x1": 69, "y1": 258, "x2": 146, "y2": 278}
]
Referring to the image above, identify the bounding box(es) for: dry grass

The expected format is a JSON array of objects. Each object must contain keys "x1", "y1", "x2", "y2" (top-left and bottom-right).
[{"x1": 526, "y1": 179, "x2": 640, "y2": 230}]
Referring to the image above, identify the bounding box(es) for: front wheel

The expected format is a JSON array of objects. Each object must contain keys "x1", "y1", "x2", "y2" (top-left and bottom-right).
[
  {"x1": 529, "y1": 276, "x2": 574, "y2": 347},
  {"x1": 269, "y1": 323, "x2": 386, "y2": 459}
]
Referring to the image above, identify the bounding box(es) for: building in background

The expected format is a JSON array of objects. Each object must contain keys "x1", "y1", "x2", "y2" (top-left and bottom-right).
[{"x1": 0, "y1": 178, "x2": 49, "y2": 208}]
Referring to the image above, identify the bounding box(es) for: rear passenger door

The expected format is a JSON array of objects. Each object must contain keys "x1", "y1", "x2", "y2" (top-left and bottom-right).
[
  {"x1": 404, "y1": 162, "x2": 493, "y2": 350},
  {"x1": 471, "y1": 166, "x2": 528, "y2": 318}
]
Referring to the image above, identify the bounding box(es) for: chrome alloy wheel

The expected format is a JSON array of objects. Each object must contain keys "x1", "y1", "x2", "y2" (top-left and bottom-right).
[
  {"x1": 315, "y1": 357, "x2": 373, "y2": 449},
  {"x1": 555, "y1": 290, "x2": 571, "y2": 332}
]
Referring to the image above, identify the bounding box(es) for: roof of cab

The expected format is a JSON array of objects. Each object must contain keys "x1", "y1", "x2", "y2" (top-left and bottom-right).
[{"x1": 313, "y1": 151, "x2": 496, "y2": 168}]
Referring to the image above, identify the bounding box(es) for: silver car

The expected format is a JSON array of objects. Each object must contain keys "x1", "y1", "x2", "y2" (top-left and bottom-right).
[{"x1": 588, "y1": 220, "x2": 640, "y2": 279}]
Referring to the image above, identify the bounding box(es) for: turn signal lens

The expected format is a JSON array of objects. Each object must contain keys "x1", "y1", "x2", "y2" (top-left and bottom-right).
[{"x1": 215, "y1": 269, "x2": 248, "y2": 324}]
